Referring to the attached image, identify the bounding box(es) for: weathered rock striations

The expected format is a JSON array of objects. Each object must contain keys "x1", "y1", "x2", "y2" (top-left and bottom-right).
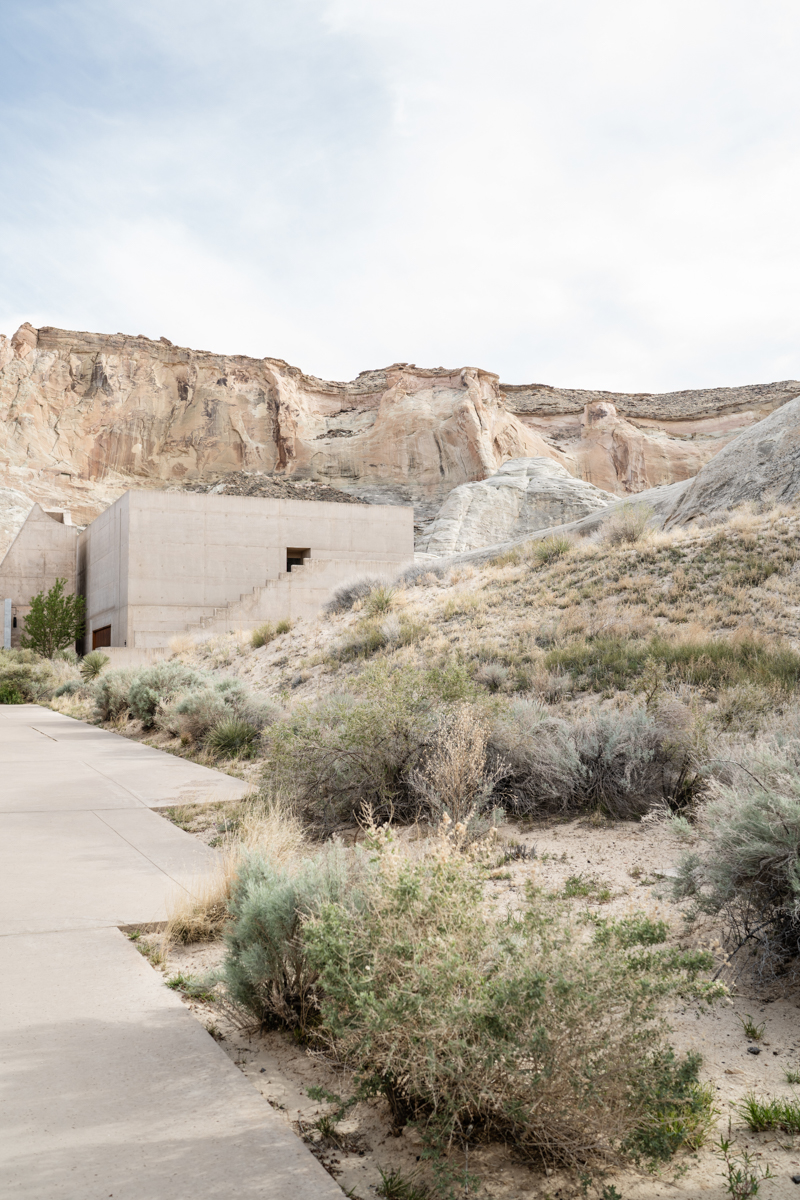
[
  {"x1": 664, "y1": 395, "x2": 800, "y2": 527},
  {"x1": 423, "y1": 458, "x2": 616, "y2": 555},
  {"x1": 1, "y1": 322, "x2": 798, "y2": 553}
]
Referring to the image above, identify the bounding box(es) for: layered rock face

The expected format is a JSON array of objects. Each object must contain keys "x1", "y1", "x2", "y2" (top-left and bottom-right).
[
  {"x1": 1, "y1": 322, "x2": 798, "y2": 556},
  {"x1": 664, "y1": 394, "x2": 800, "y2": 526},
  {"x1": 423, "y1": 458, "x2": 616, "y2": 555}
]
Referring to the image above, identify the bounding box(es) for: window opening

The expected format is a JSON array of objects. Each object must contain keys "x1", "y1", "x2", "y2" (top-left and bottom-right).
[
  {"x1": 286, "y1": 548, "x2": 310, "y2": 572},
  {"x1": 92, "y1": 625, "x2": 112, "y2": 649}
]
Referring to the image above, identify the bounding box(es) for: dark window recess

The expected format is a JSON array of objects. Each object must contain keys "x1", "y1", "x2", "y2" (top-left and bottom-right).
[
  {"x1": 286, "y1": 548, "x2": 310, "y2": 572},
  {"x1": 92, "y1": 625, "x2": 112, "y2": 649},
  {"x1": 12, "y1": 617, "x2": 16, "y2": 628}
]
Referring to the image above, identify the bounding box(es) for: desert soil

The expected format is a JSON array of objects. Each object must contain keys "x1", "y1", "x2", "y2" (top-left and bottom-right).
[{"x1": 135, "y1": 812, "x2": 800, "y2": 1200}]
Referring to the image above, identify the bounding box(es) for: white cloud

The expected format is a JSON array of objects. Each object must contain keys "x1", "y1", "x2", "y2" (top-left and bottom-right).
[{"x1": 1, "y1": 0, "x2": 800, "y2": 389}]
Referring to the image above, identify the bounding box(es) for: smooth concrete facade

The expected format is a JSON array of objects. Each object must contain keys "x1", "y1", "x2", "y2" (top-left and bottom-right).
[
  {"x1": 78, "y1": 489, "x2": 413, "y2": 648},
  {"x1": 0, "y1": 505, "x2": 78, "y2": 647}
]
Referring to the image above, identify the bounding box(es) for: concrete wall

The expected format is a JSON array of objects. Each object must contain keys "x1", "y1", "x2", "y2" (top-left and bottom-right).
[
  {"x1": 78, "y1": 492, "x2": 131, "y2": 648},
  {"x1": 0, "y1": 506, "x2": 79, "y2": 647},
  {"x1": 81, "y1": 490, "x2": 414, "y2": 648}
]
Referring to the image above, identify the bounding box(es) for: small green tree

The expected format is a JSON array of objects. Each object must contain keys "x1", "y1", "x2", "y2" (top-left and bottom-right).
[{"x1": 21, "y1": 579, "x2": 85, "y2": 658}]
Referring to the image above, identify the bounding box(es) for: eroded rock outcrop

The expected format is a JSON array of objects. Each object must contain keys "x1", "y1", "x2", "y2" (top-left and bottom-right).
[
  {"x1": 423, "y1": 458, "x2": 616, "y2": 554},
  {"x1": 664, "y1": 394, "x2": 800, "y2": 526},
  {"x1": 2, "y1": 323, "x2": 799, "y2": 544}
]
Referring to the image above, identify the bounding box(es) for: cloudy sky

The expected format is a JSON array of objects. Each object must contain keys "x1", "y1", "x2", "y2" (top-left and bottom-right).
[{"x1": 2, "y1": 0, "x2": 800, "y2": 390}]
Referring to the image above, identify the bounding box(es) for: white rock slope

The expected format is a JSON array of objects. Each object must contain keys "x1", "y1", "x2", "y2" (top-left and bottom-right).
[{"x1": 423, "y1": 458, "x2": 616, "y2": 555}]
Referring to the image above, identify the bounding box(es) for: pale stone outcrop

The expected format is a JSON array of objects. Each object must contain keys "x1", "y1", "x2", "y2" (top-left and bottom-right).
[
  {"x1": 2, "y1": 323, "x2": 800, "y2": 541},
  {"x1": 423, "y1": 457, "x2": 616, "y2": 554},
  {"x1": 664, "y1": 393, "x2": 800, "y2": 526}
]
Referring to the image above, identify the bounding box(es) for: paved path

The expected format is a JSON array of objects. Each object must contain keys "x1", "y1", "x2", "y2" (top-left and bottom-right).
[{"x1": 0, "y1": 705, "x2": 344, "y2": 1199}]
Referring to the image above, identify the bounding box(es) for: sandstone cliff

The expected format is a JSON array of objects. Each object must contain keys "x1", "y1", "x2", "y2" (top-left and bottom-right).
[{"x1": 1, "y1": 322, "x2": 798, "y2": 555}]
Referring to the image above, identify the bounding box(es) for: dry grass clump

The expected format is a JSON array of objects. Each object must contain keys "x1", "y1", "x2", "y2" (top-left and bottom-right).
[
  {"x1": 601, "y1": 502, "x2": 656, "y2": 546},
  {"x1": 162, "y1": 793, "x2": 305, "y2": 948},
  {"x1": 324, "y1": 575, "x2": 392, "y2": 614}
]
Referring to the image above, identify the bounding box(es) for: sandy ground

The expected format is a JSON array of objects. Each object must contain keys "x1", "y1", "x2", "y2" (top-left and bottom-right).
[{"x1": 127, "y1": 815, "x2": 800, "y2": 1199}]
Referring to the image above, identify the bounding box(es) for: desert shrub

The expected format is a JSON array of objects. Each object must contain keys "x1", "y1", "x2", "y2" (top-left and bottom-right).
[
  {"x1": 53, "y1": 679, "x2": 85, "y2": 698},
  {"x1": 159, "y1": 676, "x2": 280, "y2": 741},
  {"x1": 302, "y1": 830, "x2": 720, "y2": 1173},
  {"x1": 276, "y1": 618, "x2": 292, "y2": 635},
  {"x1": 93, "y1": 668, "x2": 137, "y2": 721},
  {"x1": 490, "y1": 700, "x2": 700, "y2": 818},
  {"x1": 324, "y1": 575, "x2": 388, "y2": 614},
  {"x1": 0, "y1": 681, "x2": 24, "y2": 703},
  {"x1": 0, "y1": 650, "x2": 55, "y2": 702},
  {"x1": 365, "y1": 585, "x2": 396, "y2": 616},
  {"x1": 332, "y1": 615, "x2": 428, "y2": 662},
  {"x1": 475, "y1": 661, "x2": 509, "y2": 692},
  {"x1": 163, "y1": 793, "x2": 306, "y2": 948},
  {"x1": 409, "y1": 704, "x2": 504, "y2": 829},
  {"x1": 127, "y1": 662, "x2": 209, "y2": 728},
  {"x1": 251, "y1": 622, "x2": 276, "y2": 649},
  {"x1": 533, "y1": 534, "x2": 572, "y2": 565},
  {"x1": 625, "y1": 1050, "x2": 716, "y2": 1162},
  {"x1": 672, "y1": 757, "x2": 800, "y2": 977},
  {"x1": 546, "y1": 633, "x2": 800, "y2": 694},
  {"x1": 206, "y1": 717, "x2": 260, "y2": 758},
  {"x1": 80, "y1": 650, "x2": 110, "y2": 681},
  {"x1": 166, "y1": 686, "x2": 230, "y2": 739},
  {"x1": 601, "y1": 503, "x2": 654, "y2": 546},
  {"x1": 222, "y1": 843, "x2": 363, "y2": 1027},
  {"x1": 263, "y1": 664, "x2": 439, "y2": 825}
]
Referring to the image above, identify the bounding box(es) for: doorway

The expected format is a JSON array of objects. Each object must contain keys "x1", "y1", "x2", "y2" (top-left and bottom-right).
[{"x1": 92, "y1": 625, "x2": 111, "y2": 649}]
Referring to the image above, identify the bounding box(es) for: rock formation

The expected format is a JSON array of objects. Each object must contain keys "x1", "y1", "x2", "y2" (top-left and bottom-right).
[
  {"x1": 423, "y1": 458, "x2": 616, "y2": 555},
  {"x1": 664, "y1": 394, "x2": 800, "y2": 527},
  {"x1": 1, "y1": 322, "x2": 799, "y2": 553}
]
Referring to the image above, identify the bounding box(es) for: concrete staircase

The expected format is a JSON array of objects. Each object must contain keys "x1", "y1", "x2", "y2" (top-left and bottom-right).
[{"x1": 181, "y1": 557, "x2": 397, "y2": 640}]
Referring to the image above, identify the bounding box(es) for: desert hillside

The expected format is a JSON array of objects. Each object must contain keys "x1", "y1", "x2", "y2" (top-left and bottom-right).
[{"x1": 13, "y1": 492, "x2": 800, "y2": 1197}]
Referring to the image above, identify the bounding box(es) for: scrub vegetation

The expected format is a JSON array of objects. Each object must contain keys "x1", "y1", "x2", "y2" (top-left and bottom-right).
[{"x1": 24, "y1": 495, "x2": 800, "y2": 1193}]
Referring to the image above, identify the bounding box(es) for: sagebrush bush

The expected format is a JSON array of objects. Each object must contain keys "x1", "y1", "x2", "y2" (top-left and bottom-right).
[
  {"x1": 222, "y1": 843, "x2": 364, "y2": 1027},
  {"x1": 490, "y1": 700, "x2": 700, "y2": 818},
  {"x1": 263, "y1": 664, "x2": 439, "y2": 825},
  {"x1": 0, "y1": 649, "x2": 55, "y2": 703},
  {"x1": 127, "y1": 662, "x2": 209, "y2": 728},
  {"x1": 301, "y1": 829, "x2": 720, "y2": 1172},
  {"x1": 672, "y1": 752, "x2": 800, "y2": 976},
  {"x1": 93, "y1": 668, "x2": 137, "y2": 721},
  {"x1": 94, "y1": 661, "x2": 277, "y2": 738}
]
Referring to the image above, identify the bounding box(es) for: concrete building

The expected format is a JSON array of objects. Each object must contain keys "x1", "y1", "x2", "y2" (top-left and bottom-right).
[{"x1": 0, "y1": 490, "x2": 414, "y2": 651}]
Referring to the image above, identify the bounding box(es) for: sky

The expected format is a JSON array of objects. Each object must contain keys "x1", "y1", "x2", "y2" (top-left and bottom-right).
[{"x1": 2, "y1": 0, "x2": 800, "y2": 390}]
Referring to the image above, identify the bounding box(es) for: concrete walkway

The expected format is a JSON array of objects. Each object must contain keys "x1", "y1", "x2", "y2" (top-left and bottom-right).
[{"x1": 0, "y1": 705, "x2": 344, "y2": 1199}]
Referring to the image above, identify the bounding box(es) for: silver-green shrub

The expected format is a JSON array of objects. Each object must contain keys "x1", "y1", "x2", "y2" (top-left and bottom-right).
[
  {"x1": 222, "y1": 844, "x2": 364, "y2": 1027},
  {"x1": 673, "y1": 751, "x2": 800, "y2": 975},
  {"x1": 490, "y1": 700, "x2": 698, "y2": 818}
]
